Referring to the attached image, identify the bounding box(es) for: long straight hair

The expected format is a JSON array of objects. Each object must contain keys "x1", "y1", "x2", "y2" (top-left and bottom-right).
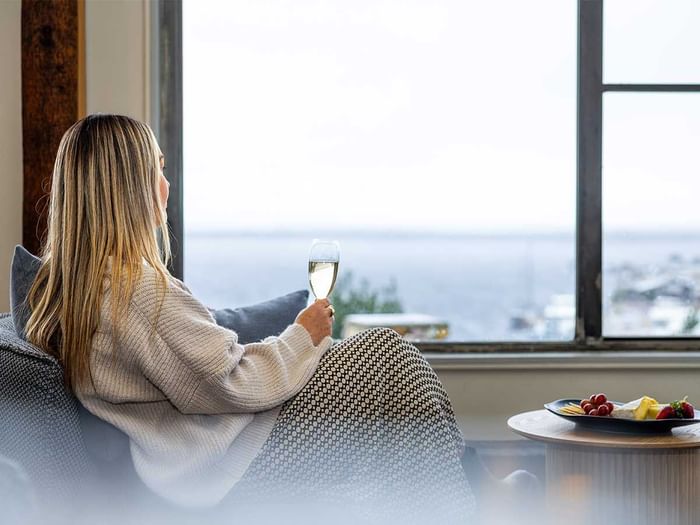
[{"x1": 25, "y1": 114, "x2": 171, "y2": 390}]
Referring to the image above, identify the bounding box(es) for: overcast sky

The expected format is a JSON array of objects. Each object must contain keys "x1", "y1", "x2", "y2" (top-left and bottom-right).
[{"x1": 182, "y1": 0, "x2": 699, "y2": 234}]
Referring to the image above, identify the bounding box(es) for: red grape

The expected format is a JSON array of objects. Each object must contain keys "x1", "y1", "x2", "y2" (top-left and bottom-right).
[
  {"x1": 605, "y1": 402, "x2": 614, "y2": 413},
  {"x1": 582, "y1": 403, "x2": 593, "y2": 414},
  {"x1": 594, "y1": 393, "x2": 607, "y2": 405},
  {"x1": 597, "y1": 404, "x2": 609, "y2": 416},
  {"x1": 590, "y1": 394, "x2": 596, "y2": 403},
  {"x1": 589, "y1": 409, "x2": 599, "y2": 416},
  {"x1": 580, "y1": 399, "x2": 589, "y2": 409}
]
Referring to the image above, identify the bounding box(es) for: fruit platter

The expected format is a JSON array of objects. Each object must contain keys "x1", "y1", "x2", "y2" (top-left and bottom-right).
[{"x1": 545, "y1": 393, "x2": 700, "y2": 434}]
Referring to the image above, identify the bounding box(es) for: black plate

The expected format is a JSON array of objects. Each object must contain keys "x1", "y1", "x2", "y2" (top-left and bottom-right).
[{"x1": 544, "y1": 398, "x2": 700, "y2": 434}]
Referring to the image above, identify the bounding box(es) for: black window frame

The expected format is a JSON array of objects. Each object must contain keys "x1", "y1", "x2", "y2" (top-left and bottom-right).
[{"x1": 156, "y1": 0, "x2": 700, "y2": 353}]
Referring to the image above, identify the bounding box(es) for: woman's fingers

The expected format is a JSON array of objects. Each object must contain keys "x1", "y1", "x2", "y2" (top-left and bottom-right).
[{"x1": 295, "y1": 298, "x2": 334, "y2": 344}]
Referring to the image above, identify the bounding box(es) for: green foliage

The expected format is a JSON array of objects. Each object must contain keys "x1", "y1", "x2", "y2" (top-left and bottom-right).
[
  {"x1": 330, "y1": 271, "x2": 403, "y2": 338},
  {"x1": 682, "y1": 308, "x2": 699, "y2": 334}
]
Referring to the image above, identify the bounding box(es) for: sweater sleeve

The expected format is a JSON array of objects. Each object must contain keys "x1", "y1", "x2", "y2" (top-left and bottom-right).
[{"x1": 131, "y1": 273, "x2": 332, "y2": 415}]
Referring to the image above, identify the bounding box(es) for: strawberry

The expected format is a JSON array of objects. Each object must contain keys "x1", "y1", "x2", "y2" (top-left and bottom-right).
[
  {"x1": 680, "y1": 401, "x2": 695, "y2": 419},
  {"x1": 656, "y1": 406, "x2": 675, "y2": 420}
]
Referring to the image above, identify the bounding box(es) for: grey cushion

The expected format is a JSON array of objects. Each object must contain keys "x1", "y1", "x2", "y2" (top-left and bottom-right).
[
  {"x1": 9, "y1": 244, "x2": 308, "y2": 344},
  {"x1": 0, "y1": 314, "x2": 96, "y2": 515},
  {"x1": 8, "y1": 247, "x2": 132, "y2": 464},
  {"x1": 212, "y1": 289, "x2": 308, "y2": 344},
  {"x1": 0, "y1": 314, "x2": 186, "y2": 520},
  {"x1": 9, "y1": 245, "x2": 41, "y2": 338}
]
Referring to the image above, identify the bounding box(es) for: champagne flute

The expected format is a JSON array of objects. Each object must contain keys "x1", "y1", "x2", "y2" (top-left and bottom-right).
[{"x1": 308, "y1": 240, "x2": 340, "y2": 300}]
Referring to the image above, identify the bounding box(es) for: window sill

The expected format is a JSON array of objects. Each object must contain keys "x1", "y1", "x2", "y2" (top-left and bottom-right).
[{"x1": 425, "y1": 351, "x2": 700, "y2": 370}]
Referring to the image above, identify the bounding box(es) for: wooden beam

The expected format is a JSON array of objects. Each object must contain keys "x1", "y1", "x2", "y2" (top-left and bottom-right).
[{"x1": 21, "y1": 0, "x2": 84, "y2": 255}]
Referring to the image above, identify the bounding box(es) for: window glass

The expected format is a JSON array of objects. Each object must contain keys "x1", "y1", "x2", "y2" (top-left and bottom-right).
[
  {"x1": 183, "y1": 0, "x2": 576, "y2": 342},
  {"x1": 603, "y1": 93, "x2": 700, "y2": 336},
  {"x1": 604, "y1": 0, "x2": 700, "y2": 84}
]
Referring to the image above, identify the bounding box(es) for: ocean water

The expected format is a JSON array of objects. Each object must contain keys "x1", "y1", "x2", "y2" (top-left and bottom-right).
[{"x1": 184, "y1": 232, "x2": 700, "y2": 341}]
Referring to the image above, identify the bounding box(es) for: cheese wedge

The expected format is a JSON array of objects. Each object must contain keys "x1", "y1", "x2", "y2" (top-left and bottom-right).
[{"x1": 611, "y1": 396, "x2": 658, "y2": 420}]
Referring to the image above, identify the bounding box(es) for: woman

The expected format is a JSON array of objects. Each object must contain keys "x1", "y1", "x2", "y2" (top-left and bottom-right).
[{"x1": 25, "y1": 115, "x2": 476, "y2": 523}]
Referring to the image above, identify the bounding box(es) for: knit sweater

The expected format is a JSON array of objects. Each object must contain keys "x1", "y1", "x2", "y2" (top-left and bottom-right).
[{"x1": 75, "y1": 264, "x2": 332, "y2": 507}]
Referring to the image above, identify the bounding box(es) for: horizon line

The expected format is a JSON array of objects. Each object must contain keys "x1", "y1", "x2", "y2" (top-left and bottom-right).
[{"x1": 185, "y1": 228, "x2": 700, "y2": 239}]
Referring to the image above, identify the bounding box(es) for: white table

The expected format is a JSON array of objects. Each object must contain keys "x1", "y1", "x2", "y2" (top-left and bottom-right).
[{"x1": 508, "y1": 410, "x2": 700, "y2": 525}]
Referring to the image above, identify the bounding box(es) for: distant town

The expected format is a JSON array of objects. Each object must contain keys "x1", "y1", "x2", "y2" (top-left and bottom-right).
[{"x1": 511, "y1": 253, "x2": 700, "y2": 339}]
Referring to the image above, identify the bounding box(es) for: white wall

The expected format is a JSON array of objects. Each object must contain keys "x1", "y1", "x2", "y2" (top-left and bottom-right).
[
  {"x1": 0, "y1": 0, "x2": 150, "y2": 313},
  {"x1": 437, "y1": 362, "x2": 700, "y2": 441},
  {"x1": 0, "y1": 0, "x2": 23, "y2": 312},
  {"x1": 85, "y1": 0, "x2": 150, "y2": 122}
]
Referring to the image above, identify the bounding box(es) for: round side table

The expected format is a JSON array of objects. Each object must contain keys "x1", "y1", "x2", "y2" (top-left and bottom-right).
[{"x1": 508, "y1": 410, "x2": 700, "y2": 525}]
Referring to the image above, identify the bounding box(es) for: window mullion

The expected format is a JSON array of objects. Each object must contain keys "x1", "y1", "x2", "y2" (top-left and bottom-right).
[
  {"x1": 156, "y1": 0, "x2": 185, "y2": 280},
  {"x1": 576, "y1": 0, "x2": 603, "y2": 342},
  {"x1": 603, "y1": 84, "x2": 700, "y2": 93}
]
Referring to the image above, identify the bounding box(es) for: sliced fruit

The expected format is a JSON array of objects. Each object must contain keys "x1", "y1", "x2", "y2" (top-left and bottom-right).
[
  {"x1": 647, "y1": 404, "x2": 666, "y2": 419},
  {"x1": 656, "y1": 406, "x2": 675, "y2": 420},
  {"x1": 634, "y1": 396, "x2": 658, "y2": 420}
]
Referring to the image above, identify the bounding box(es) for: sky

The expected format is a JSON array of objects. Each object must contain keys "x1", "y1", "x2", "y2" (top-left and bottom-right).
[{"x1": 182, "y1": 0, "x2": 699, "y2": 234}]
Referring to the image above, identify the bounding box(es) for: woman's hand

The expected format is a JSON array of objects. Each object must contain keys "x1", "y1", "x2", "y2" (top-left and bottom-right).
[{"x1": 295, "y1": 299, "x2": 334, "y2": 346}]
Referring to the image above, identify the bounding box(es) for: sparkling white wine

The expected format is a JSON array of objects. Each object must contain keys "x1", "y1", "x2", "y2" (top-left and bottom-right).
[{"x1": 308, "y1": 260, "x2": 339, "y2": 299}]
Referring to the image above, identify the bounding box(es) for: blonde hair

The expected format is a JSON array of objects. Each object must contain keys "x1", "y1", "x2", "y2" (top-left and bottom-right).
[{"x1": 25, "y1": 114, "x2": 171, "y2": 390}]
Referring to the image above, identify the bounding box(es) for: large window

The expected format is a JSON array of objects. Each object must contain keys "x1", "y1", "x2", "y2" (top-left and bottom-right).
[
  {"x1": 159, "y1": 0, "x2": 700, "y2": 350},
  {"x1": 182, "y1": 0, "x2": 576, "y2": 342}
]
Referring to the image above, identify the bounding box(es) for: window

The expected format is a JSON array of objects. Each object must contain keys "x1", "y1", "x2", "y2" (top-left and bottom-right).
[
  {"x1": 600, "y1": 0, "x2": 700, "y2": 338},
  {"x1": 603, "y1": 94, "x2": 700, "y2": 336},
  {"x1": 157, "y1": 0, "x2": 700, "y2": 350},
  {"x1": 181, "y1": 0, "x2": 576, "y2": 343}
]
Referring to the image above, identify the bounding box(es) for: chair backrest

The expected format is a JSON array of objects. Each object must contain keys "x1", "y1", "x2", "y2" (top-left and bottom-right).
[
  {"x1": 0, "y1": 315, "x2": 97, "y2": 504},
  {"x1": 0, "y1": 314, "x2": 187, "y2": 522}
]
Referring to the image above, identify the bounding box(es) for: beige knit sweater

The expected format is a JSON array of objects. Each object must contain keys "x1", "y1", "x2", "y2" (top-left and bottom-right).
[{"x1": 75, "y1": 264, "x2": 332, "y2": 507}]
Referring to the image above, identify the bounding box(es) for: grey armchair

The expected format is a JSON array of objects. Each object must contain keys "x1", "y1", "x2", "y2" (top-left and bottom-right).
[{"x1": 0, "y1": 314, "x2": 162, "y2": 523}]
